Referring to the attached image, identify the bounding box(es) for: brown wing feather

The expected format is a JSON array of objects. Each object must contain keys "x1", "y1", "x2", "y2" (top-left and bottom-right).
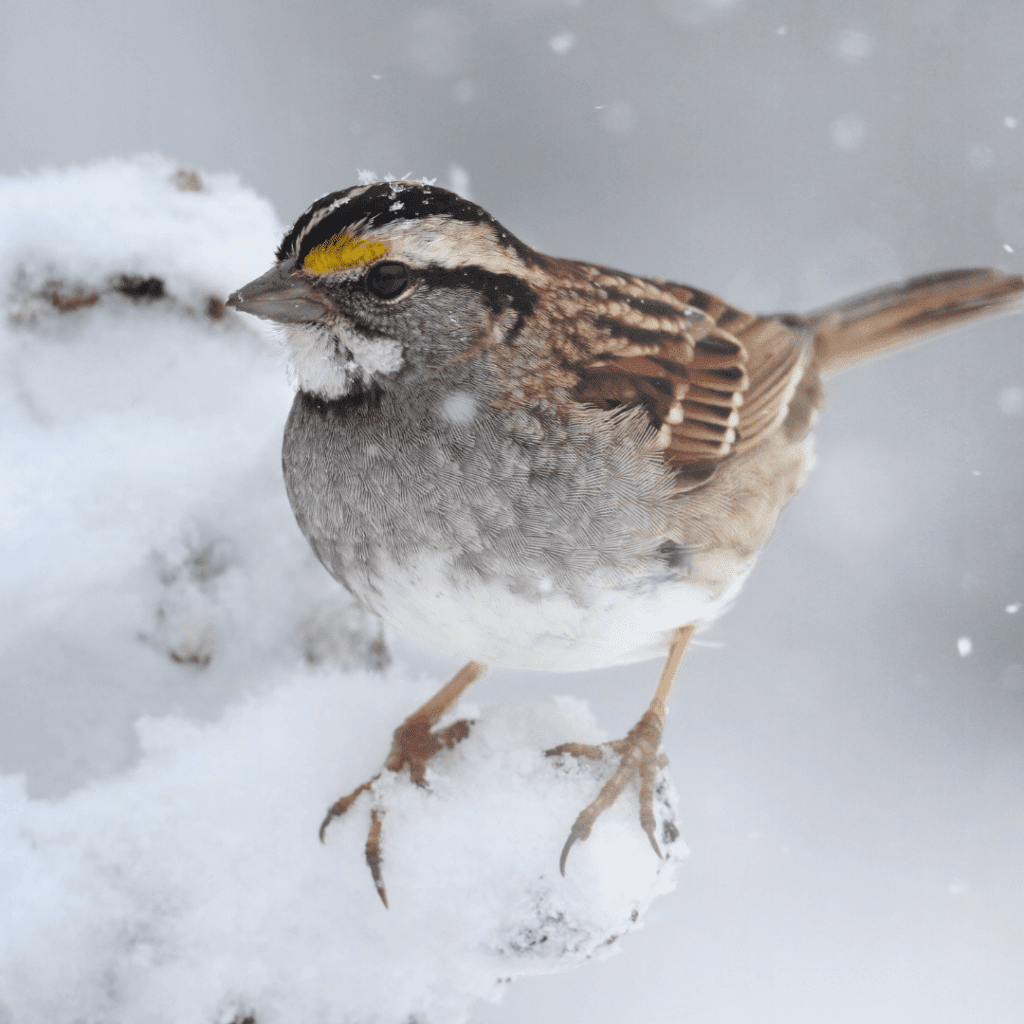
[{"x1": 553, "y1": 267, "x2": 810, "y2": 479}]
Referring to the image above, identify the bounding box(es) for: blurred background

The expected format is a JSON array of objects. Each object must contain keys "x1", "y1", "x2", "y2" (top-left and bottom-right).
[{"x1": 2, "y1": 1, "x2": 1022, "y2": 1022}]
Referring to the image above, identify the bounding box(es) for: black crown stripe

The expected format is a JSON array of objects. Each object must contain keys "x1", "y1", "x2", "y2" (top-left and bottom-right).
[{"x1": 275, "y1": 183, "x2": 534, "y2": 265}]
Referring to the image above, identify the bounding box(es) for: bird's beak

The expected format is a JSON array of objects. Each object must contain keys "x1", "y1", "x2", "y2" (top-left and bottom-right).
[{"x1": 226, "y1": 263, "x2": 333, "y2": 324}]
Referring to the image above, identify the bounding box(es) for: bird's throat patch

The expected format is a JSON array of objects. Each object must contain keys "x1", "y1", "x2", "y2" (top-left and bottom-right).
[{"x1": 303, "y1": 233, "x2": 391, "y2": 275}]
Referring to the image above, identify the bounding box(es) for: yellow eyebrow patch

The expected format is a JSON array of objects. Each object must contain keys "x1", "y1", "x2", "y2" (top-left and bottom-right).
[{"x1": 303, "y1": 233, "x2": 391, "y2": 275}]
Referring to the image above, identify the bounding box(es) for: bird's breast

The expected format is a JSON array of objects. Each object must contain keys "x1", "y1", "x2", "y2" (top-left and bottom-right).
[{"x1": 281, "y1": 385, "x2": 808, "y2": 668}]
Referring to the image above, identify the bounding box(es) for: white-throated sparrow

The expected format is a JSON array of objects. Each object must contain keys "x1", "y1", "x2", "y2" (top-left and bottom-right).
[{"x1": 228, "y1": 180, "x2": 1024, "y2": 906}]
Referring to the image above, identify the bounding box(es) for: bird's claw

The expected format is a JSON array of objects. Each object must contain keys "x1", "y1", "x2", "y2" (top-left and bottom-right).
[
  {"x1": 320, "y1": 715, "x2": 474, "y2": 907},
  {"x1": 319, "y1": 776, "x2": 379, "y2": 842},
  {"x1": 365, "y1": 807, "x2": 388, "y2": 908},
  {"x1": 547, "y1": 709, "x2": 668, "y2": 875}
]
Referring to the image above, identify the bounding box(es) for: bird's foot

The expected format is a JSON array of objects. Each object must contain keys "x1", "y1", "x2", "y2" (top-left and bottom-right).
[
  {"x1": 319, "y1": 713, "x2": 473, "y2": 908},
  {"x1": 546, "y1": 709, "x2": 668, "y2": 875}
]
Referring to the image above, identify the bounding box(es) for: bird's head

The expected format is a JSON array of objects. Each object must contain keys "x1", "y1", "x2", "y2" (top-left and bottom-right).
[{"x1": 227, "y1": 180, "x2": 539, "y2": 399}]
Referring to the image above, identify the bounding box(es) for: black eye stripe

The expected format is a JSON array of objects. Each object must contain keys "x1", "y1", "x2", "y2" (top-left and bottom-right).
[{"x1": 420, "y1": 265, "x2": 538, "y2": 318}]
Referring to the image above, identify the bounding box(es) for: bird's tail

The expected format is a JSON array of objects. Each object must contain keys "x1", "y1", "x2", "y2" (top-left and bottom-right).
[{"x1": 798, "y1": 268, "x2": 1024, "y2": 376}]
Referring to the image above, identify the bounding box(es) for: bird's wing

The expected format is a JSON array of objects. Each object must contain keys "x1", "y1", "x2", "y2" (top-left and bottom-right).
[{"x1": 558, "y1": 268, "x2": 811, "y2": 487}]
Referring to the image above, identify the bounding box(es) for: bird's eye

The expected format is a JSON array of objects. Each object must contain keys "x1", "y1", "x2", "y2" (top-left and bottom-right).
[{"x1": 365, "y1": 262, "x2": 412, "y2": 300}]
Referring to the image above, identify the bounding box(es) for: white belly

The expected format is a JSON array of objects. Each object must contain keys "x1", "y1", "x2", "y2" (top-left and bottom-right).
[{"x1": 373, "y1": 554, "x2": 756, "y2": 671}]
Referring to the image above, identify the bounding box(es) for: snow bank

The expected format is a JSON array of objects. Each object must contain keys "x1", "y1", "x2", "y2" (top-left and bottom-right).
[
  {"x1": 0, "y1": 155, "x2": 379, "y2": 795},
  {"x1": 0, "y1": 679, "x2": 682, "y2": 1024},
  {"x1": 0, "y1": 156, "x2": 682, "y2": 1024}
]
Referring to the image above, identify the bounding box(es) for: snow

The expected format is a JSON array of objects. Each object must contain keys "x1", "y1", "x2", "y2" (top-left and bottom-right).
[
  {"x1": 832, "y1": 30, "x2": 874, "y2": 64},
  {"x1": 447, "y1": 164, "x2": 472, "y2": 199},
  {"x1": 0, "y1": 678, "x2": 682, "y2": 1024},
  {"x1": 998, "y1": 384, "x2": 1024, "y2": 415},
  {"x1": 0, "y1": 156, "x2": 682, "y2": 1024},
  {"x1": 549, "y1": 33, "x2": 576, "y2": 56},
  {"x1": 831, "y1": 114, "x2": 867, "y2": 152},
  {"x1": 442, "y1": 391, "x2": 478, "y2": 424}
]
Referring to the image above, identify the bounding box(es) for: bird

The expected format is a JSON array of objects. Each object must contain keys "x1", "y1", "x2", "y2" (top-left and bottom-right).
[{"x1": 227, "y1": 180, "x2": 1024, "y2": 906}]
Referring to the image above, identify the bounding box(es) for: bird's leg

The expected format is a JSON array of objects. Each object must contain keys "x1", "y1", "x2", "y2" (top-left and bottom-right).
[
  {"x1": 547, "y1": 624, "x2": 695, "y2": 875},
  {"x1": 320, "y1": 660, "x2": 488, "y2": 907}
]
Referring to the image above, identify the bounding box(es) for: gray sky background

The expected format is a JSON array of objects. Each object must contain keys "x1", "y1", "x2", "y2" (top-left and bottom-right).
[{"x1": 2, "y1": 1, "x2": 1022, "y2": 1022}]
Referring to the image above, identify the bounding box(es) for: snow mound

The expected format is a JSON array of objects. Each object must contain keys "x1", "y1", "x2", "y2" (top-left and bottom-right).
[
  {"x1": 0, "y1": 675, "x2": 682, "y2": 1024},
  {"x1": 1, "y1": 155, "x2": 379, "y2": 795}
]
